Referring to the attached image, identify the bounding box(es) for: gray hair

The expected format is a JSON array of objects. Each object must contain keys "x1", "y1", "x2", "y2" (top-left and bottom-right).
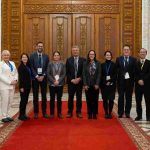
[{"x1": 1, "y1": 50, "x2": 11, "y2": 56}]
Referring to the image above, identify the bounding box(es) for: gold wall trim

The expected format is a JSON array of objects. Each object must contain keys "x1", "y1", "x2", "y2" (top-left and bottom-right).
[{"x1": 24, "y1": 4, "x2": 120, "y2": 14}]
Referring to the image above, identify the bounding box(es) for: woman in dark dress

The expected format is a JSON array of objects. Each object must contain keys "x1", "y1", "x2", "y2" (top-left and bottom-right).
[
  {"x1": 18, "y1": 53, "x2": 32, "y2": 120},
  {"x1": 100, "y1": 51, "x2": 117, "y2": 119},
  {"x1": 83, "y1": 50, "x2": 101, "y2": 119}
]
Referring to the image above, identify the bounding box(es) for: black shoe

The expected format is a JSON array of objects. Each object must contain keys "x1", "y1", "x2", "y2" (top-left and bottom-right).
[
  {"x1": 93, "y1": 114, "x2": 97, "y2": 119},
  {"x1": 76, "y1": 113, "x2": 83, "y2": 118},
  {"x1": 126, "y1": 114, "x2": 130, "y2": 118},
  {"x1": 66, "y1": 113, "x2": 72, "y2": 118},
  {"x1": 146, "y1": 118, "x2": 150, "y2": 121},
  {"x1": 24, "y1": 115, "x2": 30, "y2": 120},
  {"x1": 108, "y1": 114, "x2": 112, "y2": 119},
  {"x1": 105, "y1": 114, "x2": 109, "y2": 119},
  {"x1": 135, "y1": 116, "x2": 142, "y2": 121},
  {"x1": 7, "y1": 117, "x2": 14, "y2": 121},
  {"x1": 88, "y1": 114, "x2": 92, "y2": 119},
  {"x1": 58, "y1": 114, "x2": 63, "y2": 119},
  {"x1": 50, "y1": 114, "x2": 54, "y2": 119},
  {"x1": 18, "y1": 116, "x2": 27, "y2": 121},
  {"x1": 1, "y1": 118, "x2": 10, "y2": 123},
  {"x1": 43, "y1": 114, "x2": 49, "y2": 118},
  {"x1": 34, "y1": 113, "x2": 38, "y2": 119},
  {"x1": 118, "y1": 115, "x2": 122, "y2": 118}
]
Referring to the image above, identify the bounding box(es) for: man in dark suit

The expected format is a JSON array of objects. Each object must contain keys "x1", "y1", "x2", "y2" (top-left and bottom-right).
[
  {"x1": 135, "y1": 48, "x2": 150, "y2": 121},
  {"x1": 30, "y1": 42, "x2": 49, "y2": 119},
  {"x1": 66, "y1": 45, "x2": 85, "y2": 118},
  {"x1": 116, "y1": 45, "x2": 136, "y2": 118}
]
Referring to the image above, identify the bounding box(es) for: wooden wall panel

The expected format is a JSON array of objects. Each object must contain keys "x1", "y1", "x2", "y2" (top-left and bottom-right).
[
  {"x1": 73, "y1": 14, "x2": 94, "y2": 57},
  {"x1": 95, "y1": 14, "x2": 120, "y2": 61},
  {"x1": 24, "y1": 14, "x2": 49, "y2": 55},
  {"x1": 49, "y1": 14, "x2": 71, "y2": 62}
]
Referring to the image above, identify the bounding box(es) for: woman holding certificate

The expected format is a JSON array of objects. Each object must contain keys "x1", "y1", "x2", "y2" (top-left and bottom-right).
[
  {"x1": 100, "y1": 51, "x2": 117, "y2": 119},
  {"x1": 47, "y1": 51, "x2": 66, "y2": 119}
]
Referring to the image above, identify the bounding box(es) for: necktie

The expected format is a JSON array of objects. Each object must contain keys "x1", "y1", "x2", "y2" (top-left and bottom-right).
[
  {"x1": 124, "y1": 57, "x2": 128, "y2": 68},
  {"x1": 74, "y1": 57, "x2": 78, "y2": 78},
  {"x1": 38, "y1": 54, "x2": 42, "y2": 68},
  {"x1": 141, "y1": 60, "x2": 144, "y2": 70}
]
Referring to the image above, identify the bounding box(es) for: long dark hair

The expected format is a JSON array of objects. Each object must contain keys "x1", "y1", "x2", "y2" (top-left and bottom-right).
[
  {"x1": 20, "y1": 53, "x2": 30, "y2": 67},
  {"x1": 87, "y1": 50, "x2": 97, "y2": 63}
]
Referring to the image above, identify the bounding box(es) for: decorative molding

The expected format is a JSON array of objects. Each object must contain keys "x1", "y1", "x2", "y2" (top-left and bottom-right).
[
  {"x1": 10, "y1": 0, "x2": 21, "y2": 63},
  {"x1": 122, "y1": 0, "x2": 135, "y2": 50},
  {"x1": 24, "y1": 4, "x2": 120, "y2": 14},
  {"x1": 2, "y1": 0, "x2": 9, "y2": 50}
]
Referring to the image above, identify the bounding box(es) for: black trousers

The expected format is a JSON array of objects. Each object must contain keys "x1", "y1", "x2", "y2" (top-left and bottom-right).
[
  {"x1": 49, "y1": 86, "x2": 63, "y2": 115},
  {"x1": 117, "y1": 79, "x2": 134, "y2": 116},
  {"x1": 32, "y1": 78, "x2": 47, "y2": 115},
  {"x1": 85, "y1": 86, "x2": 99, "y2": 115},
  {"x1": 135, "y1": 85, "x2": 150, "y2": 119},
  {"x1": 67, "y1": 83, "x2": 83, "y2": 114},
  {"x1": 19, "y1": 88, "x2": 30, "y2": 117},
  {"x1": 101, "y1": 86, "x2": 115, "y2": 115}
]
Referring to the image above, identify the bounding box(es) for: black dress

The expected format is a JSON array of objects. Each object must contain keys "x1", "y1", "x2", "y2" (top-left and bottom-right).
[{"x1": 100, "y1": 60, "x2": 117, "y2": 118}]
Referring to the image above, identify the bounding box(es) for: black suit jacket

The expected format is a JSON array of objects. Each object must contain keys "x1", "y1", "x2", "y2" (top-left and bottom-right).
[
  {"x1": 30, "y1": 52, "x2": 49, "y2": 78},
  {"x1": 100, "y1": 61, "x2": 117, "y2": 88},
  {"x1": 66, "y1": 56, "x2": 85, "y2": 84},
  {"x1": 18, "y1": 63, "x2": 31, "y2": 89},
  {"x1": 135, "y1": 59, "x2": 150, "y2": 88},
  {"x1": 116, "y1": 56, "x2": 136, "y2": 83},
  {"x1": 83, "y1": 60, "x2": 101, "y2": 86}
]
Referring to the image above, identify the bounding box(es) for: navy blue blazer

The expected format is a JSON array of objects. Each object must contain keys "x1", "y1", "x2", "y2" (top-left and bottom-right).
[
  {"x1": 30, "y1": 52, "x2": 49, "y2": 78},
  {"x1": 116, "y1": 56, "x2": 136, "y2": 82}
]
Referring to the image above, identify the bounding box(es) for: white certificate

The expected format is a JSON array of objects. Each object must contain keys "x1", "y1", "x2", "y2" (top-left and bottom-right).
[
  {"x1": 55, "y1": 75, "x2": 59, "y2": 81},
  {"x1": 106, "y1": 76, "x2": 111, "y2": 81},
  {"x1": 37, "y1": 68, "x2": 42, "y2": 74},
  {"x1": 125, "y1": 72, "x2": 130, "y2": 79}
]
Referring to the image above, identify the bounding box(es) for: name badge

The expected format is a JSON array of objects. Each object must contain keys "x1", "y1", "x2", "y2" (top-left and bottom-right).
[
  {"x1": 55, "y1": 75, "x2": 59, "y2": 81},
  {"x1": 106, "y1": 76, "x2": 111, "y2": 81},
  {"x1": 125, "y1": 72, "x2": 130, "y2": 79},
  {"x1": 37, "y1": 68, "x2": 42, "y2": 74}
]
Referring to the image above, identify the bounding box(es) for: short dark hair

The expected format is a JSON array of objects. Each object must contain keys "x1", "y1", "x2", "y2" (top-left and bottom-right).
[
  {"x1": 36, "y1": 41, "x2": 43, "y2": 46},
  {"x1": 123, "y1": 44, "x2": 130, "y2": 49},
  {"x1": 104, "y1": 50, "x2": 113, "y2": 57}
]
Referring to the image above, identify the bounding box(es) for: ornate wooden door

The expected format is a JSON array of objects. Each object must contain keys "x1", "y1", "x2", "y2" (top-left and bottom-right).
[{"x1": 95, "y1": 14, "x2": 120, "y2": 61}]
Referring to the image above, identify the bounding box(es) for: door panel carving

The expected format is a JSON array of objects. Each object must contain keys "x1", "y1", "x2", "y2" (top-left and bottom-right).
[
  {"x1": 95, "y1": 14, "x2": 120, "y2": 61},
  {"x1": 49, "y1": 14, "x2": 71, "y2": 62},
  {"x1": 73, "y1": 14, "x2": 95, "y2": 57}
]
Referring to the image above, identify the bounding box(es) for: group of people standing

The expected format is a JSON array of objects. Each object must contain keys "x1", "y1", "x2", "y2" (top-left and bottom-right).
[{"x1": 0, "y1": 42, "x2": 150, "y2": 123}]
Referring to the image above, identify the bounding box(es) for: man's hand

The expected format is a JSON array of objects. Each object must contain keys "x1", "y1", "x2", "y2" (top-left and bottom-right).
[
  {"x1": 94, "y1": 85, "x2": 99, "y2": 90},
  {"x1": 54, "y1": 80, "x2": 59, "y2": 86},
  {"x1": 20, "y1": 88, "x2": 24, "y2": 93},
  {"x1": 138, "y1": 80, "x2": 144, "y2": 86},
  {"x1": 84, "y1": 85, "x2": 89, "y2": 91}
]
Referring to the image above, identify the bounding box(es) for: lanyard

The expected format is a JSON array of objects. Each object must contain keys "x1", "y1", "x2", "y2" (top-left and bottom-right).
[
  {"x1": 105, "y1": 63, "x2": 111, "y2": 76},
  {"x1": 8, "y1": 61, "x2": 13, "y2": 72}
]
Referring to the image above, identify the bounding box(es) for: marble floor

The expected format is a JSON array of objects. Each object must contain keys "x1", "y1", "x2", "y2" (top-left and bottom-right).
[{"x1": 0, "y1": 92, "x2": 150, "y2": 137}]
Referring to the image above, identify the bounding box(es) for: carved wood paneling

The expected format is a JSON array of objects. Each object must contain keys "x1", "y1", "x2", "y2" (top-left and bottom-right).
[
  {"x1": 73, "y1": 14, "x2": 94, "y2": 57},
  {"x1": 2, "y1": 0, "x2": 10, "y2": 50},
  {"x1": 24, "y1": 14, "x2": 49, "y2": 55},
  {"x1": 95, "y1": 14, "x2": 120, "y2": 61},
  {"x1": 2, "y1": 0, "x2": 142, "y2": 63},
  {"x1": 49, "y1": 14, "x2": 71, "y2": 61},
  {"x1": 24, "y1": 4, "x2": 120, "y2": 14}
]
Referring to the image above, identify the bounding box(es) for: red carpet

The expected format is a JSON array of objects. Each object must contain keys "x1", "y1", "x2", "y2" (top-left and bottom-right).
[{"x1": 1, "y1": 102, "x2": 137, "y2": 150}]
